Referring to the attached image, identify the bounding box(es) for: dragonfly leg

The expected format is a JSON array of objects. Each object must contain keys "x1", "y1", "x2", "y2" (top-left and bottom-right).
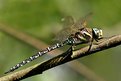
[
  {"x1": 87, "y1": 42, "x2": 92, "y2": 52},
  {"x1": 87, "y1": 38, "x2": 94, "y2": 52},
  {"x1": 93, "y1": 38, "x2": 107, "y2": 45}
]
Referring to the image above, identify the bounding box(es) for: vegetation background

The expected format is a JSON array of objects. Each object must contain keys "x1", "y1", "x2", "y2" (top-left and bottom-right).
[{"x1": 0, "y1": 0, "x2": 121, "y2": 81}]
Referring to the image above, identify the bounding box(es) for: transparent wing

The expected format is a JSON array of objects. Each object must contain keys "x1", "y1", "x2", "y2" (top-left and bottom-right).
[
  {"x1": 71, "y1": 12, "x2": 93, "y2": 29},
  {"x1": 61, "y1": 16, "x2": 75, "y2": 28},
  {"x1": 54, "y1": 27, "x2": 73, "y2": 42},
  {"x1": 54, "y1": 16, "x2": 75, "y2": 42},
  {"x1": 54, "y1": 13, "x2": 92, "y2": 42}
]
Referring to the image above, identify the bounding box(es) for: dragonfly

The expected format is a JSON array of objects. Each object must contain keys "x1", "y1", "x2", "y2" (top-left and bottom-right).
[{"x1": 5, "y1": 13, "x2": 103, "y2": 74}]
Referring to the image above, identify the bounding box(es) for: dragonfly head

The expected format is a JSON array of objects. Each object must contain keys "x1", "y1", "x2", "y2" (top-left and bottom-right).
[{"x1": 92, "y1": 28, "x2": 103, "y2": 39}]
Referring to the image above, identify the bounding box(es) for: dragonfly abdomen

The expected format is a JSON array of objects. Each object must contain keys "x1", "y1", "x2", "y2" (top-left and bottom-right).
[{"x1": 5, "y1": 43, "x2": 66, "y2": 74}]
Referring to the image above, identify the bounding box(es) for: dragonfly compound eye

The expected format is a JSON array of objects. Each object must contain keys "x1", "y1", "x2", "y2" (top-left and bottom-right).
[{"x1": 92, "y1": 28, "x2": 103, "y2": 39}]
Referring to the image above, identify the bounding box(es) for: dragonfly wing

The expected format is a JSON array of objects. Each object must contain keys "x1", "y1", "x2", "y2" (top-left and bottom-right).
[
  {"x1": 72, "y1": 12, "x2": 93, "y2": 29},
  {"x1": 54, "y1": 16, "x2": 75, "y2": 42},
  {"x1": 61, "y1": 16, "x2": 75, "y2": 28},
  {"x1": 54, "y1": 27, "x2": 73, "y2": 42},
  {"x1": 54, "y1": 13, "x2": 93, "y2": 42}
]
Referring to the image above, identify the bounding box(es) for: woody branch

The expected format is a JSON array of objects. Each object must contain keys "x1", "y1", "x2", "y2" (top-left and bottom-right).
[{"x1": 0, "y1": 35, "x2": 121, "y2": 81}]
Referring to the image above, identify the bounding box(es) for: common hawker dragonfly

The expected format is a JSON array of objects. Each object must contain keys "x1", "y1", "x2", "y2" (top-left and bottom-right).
[{"x1": 5, "y1": 13, "x2": 103, "y2": 74}]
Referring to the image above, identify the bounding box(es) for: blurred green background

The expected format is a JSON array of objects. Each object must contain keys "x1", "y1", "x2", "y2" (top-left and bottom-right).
[{"x1": 0, "y1": 0, "x2": 121, "y2": 81}]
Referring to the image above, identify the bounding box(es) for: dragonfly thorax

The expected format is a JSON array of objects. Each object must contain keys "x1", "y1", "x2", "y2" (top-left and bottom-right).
[
  {"x1": 76, "y1": 28, "x2": 93, "y2": 42},
  {"x1": 64, "y1": 29, "x2": 92, "y2": 46}
]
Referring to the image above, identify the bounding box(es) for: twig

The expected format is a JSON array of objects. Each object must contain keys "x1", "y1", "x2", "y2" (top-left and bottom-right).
[{"x1": 0, "y1": 34, "x2": 121, "y2": 81}]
